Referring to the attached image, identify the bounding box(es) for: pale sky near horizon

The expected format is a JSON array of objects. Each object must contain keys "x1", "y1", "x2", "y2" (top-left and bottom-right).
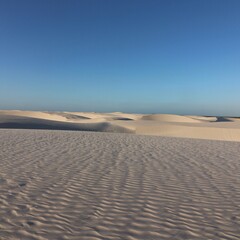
[{"x1": 0, "y1": 0, "x2": 240, "y2": 115}]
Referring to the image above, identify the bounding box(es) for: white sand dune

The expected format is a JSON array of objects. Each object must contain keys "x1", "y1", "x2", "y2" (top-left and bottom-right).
[
  {"x1": 0, "y1": 114, "x2": 133, "y2": 133},
  {"x1": 135, "y1": 123, "x2": 240, "y2": 141},
  {"x1": 0, "y1": 129, "x2": 239, "y2": 239},
  {"x1": 141, "y1": 114, "x2": 201, "y2": 123},
  {"x1": 189, "y1": 115, "x2": 218, "y2": 122},
  {"x1": 1, "y1": 110, "x2": 240, "y2": 141},
  {"x1": 0, "y1": 110, "x2": 69, "y2": 122}
]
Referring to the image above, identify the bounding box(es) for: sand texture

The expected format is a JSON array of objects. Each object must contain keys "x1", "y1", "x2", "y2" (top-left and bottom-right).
[
  {"x1": 0, "y1": 129, "x2": 240, "y2": 240},
  {"x1": 1, "y1": 110, "x2": 240, "y2": 141}
]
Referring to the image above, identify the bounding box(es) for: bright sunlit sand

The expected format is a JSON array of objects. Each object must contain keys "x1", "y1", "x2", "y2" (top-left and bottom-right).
[
  {"x1": 1, "y1": 110, "x2": 240, "y2": 141},
  {"x1": 0, "y1": 110, "x2": 240, "y2": 239}
]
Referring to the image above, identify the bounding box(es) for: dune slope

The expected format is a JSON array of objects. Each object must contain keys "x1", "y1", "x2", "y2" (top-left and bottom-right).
[
  {"x1": 0, "y1": 129, "x2": 239, "y2": 240},
  {"x1": 141, "y1": 114, "x2": 201, "y2": 123},
  {"x1": 1, "y1": 111, "x2": 240, "y2": 141},
  {"x1": 0, "y1": 114, "x2": 133, "y2": 133}
]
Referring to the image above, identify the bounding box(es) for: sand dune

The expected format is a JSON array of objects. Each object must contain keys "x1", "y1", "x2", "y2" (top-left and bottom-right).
[
  {"x1": 189, "y1": 116, "x2": 218, "y2": 122},
  {"x1": 141, "y1": 114, "x2": 201, "y2": 123},
  {"x1": 0, "y1": 114, "x2": 133, "y2": 133},
  {"x1": 1, "y1": 111, "x2": 240, "y2": 239},
  {"x1": 1, "y1": 110, "x2": 240, "y2": 141},
  {"x1": 0, "y1": 110, "x2": 69, "y2": 122},
  {"x1": 0, "y1": 129, "x2": 239, "y2": 239},
  {"x1": 135, "y1": 123, "x2": 240, "y2": 141}
]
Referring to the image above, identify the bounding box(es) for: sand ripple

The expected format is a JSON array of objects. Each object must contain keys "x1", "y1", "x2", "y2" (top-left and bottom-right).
[{"x1": 0, "y1": 129, "x2": 240, "y2": 239}]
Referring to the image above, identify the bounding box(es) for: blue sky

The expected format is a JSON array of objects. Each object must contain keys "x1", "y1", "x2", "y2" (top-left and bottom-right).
[{"x1": 0, "y1": 0, "x2": 240, "y2": 115}]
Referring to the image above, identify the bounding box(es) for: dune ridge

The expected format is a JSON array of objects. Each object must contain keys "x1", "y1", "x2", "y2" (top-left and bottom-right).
[
  {"x1": 1, "y1": 110, "x2": 240, "y2": 141},
  {"x1": 0, "y1": 115, "x2": 133, "y2": 133},
  {"x1": 141, "y1": 114, "x2": 201, "y2": 123}
]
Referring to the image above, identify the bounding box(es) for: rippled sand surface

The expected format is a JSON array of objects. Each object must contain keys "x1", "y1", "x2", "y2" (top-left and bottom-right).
[{"x1": 0, "y1": 129, "x2": 240, "y2": 239}]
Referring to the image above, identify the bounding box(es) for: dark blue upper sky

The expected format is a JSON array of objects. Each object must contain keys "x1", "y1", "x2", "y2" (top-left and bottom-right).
[{"x1": 1, "y1": 0, "x2": 240, "y2": 115}]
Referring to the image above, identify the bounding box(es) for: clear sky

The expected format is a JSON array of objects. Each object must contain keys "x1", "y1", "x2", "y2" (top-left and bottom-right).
[{"x1": 0, "y1": 0, "x2": 240, "y2": 115}]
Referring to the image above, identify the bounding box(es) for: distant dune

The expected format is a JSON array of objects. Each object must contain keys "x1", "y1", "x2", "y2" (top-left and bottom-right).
[
  {"x1": 141, "y1": 113, "x2": 201, "y2": 122},
  {"x1": 1, "y1": 110, "x2": 240, "y2": 141}
]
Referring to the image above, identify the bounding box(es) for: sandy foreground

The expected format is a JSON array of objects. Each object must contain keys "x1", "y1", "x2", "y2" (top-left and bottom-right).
[
  {"x1": 0, "y1": 129, "x2": 240, "y2": 240},
  {"x1": 0, "y1": 111, "x2": 240, "y2": 239},
  {"x1": 1, "y1": 110, "x2": 240, "y2": 141}
]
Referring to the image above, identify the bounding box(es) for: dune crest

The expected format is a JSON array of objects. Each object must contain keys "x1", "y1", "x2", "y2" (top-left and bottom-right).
[
  {"x1": 1, "y1": 110, "x2": 240, "y2": 141},
  {"x1": 141, "y1": 114, "x2": 201, "y2": 123}
]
